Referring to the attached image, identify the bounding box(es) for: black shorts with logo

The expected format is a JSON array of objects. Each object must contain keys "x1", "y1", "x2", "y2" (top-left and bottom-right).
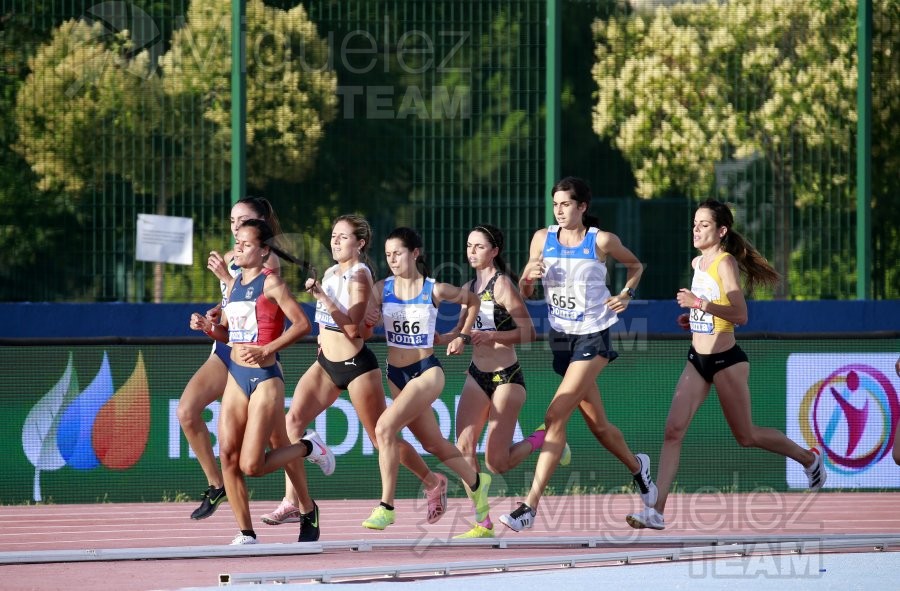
[
  {"x1": 317, "y1": 345, "x2": 380, "y2": 390},
  {"x1": 687, "y1": 345, "x2": 749, "y2": 383},
  {"x1": 548, "y1": 328, "x2": 618, "y2": 377},
  {"x1": 467, "y1": 362, "x2": 526, "y2": 399}
]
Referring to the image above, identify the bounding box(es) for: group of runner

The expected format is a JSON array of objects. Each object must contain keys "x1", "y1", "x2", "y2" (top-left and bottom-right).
[{"x1": 180, "y1": 177, "x2": 830, "y2": 545}]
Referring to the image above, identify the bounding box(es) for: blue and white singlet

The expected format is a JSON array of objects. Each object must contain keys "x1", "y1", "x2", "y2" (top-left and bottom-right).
[
  {"x1": 381, "y1": 276, "x2": 438, "y2": 348},
  {"x1": 541, "y1": 225, "x2": 617, "y2": 335}
]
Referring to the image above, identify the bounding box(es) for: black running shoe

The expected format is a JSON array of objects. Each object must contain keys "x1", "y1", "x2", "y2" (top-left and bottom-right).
[
  {"x1": 191, "y1": 485, "x2": 226, "y2": 520},
  {"x1": 297, "y1": 501, "x2": 320, "y2": 542}
]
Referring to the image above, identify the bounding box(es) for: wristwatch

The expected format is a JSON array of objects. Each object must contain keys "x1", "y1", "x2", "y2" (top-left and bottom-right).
[
  {"x1": 622, "y1": 288, "x2": 635, "y2": 299},
  {"x1": 458, "y1": 333, "x2": 472, "y2": 344}
]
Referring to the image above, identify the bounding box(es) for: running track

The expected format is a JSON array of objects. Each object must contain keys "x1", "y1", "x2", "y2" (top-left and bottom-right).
[{"x1": 2, "y1": 493, "x2": 899, "y2": 590}]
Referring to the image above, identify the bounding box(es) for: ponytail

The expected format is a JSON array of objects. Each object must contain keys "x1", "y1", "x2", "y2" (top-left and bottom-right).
[
  {"x1": 697, "y1": 199, "x2": 779, "y2": 294},
  {"x1": 415, "y1": 254, "x2": 431, "y2": 278},
  {"x1": 239, "y1": 218, "x2": 315, "y2": 277}
]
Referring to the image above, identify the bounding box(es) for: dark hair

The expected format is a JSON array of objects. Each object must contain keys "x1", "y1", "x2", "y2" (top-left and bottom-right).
[
  {"x1": 471, "y1": 223, "x2": 518, "y2": 283},
  {"x1": 237, "y1": 196, "x2": 282, "y2": 237},
  {"x1": 334, "y1": 214, "x2": 374, "y2": 271},
  {"x1": 386, "y1": 227, "x2": 430, "y2": 277},
  {"x1": 238, "y1": 218, "x2": 311, "y2": 272},
  {"x1": 551, "y1": 176, "x2": 600, "y2": 229},
  {"x1": 697, "y1": 199, "x2": 779, "y2": 294}
]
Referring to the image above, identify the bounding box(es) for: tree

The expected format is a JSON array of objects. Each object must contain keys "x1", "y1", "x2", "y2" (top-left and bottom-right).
[
  {"x1": 14, "y1": 0, "x2": 337, "y2": 301},
  {"x1": 592, "y1": 0, "x2": 897, "y2": 298},
  {"x1": 160, "y1": 0, "x2": 337, "y2": 190}
]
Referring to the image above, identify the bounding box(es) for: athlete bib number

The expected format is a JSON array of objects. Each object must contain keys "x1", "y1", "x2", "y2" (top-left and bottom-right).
[
  {"x1": 547, "y1": 285, "x2": 585, "y2": 322},
  {"x1": 689, "y1": 305, "x2": 714, "y2": 334},
  {"x1": 385, "y1": 314, "x2": 428, "y2": 346},
  {"x1": 314, "y1": 301, "x2": 335, "y2": 327}
]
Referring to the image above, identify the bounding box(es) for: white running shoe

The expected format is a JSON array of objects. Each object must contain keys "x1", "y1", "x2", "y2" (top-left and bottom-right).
[
  {"x1": 626, "y1": 507, "x2": 665, "y2": 530},
  {"x1": 633, "y1": 453, "x2": 658, "y2": 508},
  {"x1": 230, "y1": 533, "x2": 258, "y2": 545},
  {"x1": 804, "y1": 447, "x2": 827, "y2": 492},
  {"x1": 303, "y1": 430, "x2": 336, "y2": 476},
  {"x1": 499, "y1": 503, "x2": 536, "y2": 532}
]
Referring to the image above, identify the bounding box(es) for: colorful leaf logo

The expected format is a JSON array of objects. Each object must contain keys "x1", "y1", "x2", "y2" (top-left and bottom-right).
[
  {"x1": 56, "y1": 353, "x2": 115, "y2": 470},
  {"x1": 21, "y1": 354, "x2": 80, "y2": 502},
  {"x1": 93, "y1": 352, "x2": 150, "y2": 469}
]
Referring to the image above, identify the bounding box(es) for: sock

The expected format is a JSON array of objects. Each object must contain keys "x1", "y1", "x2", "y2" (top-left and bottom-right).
[
  {"x1": 479, "y1": 516, "x2": 493, "y2": 529},
  {"x1": 380, "y1": 502, "x2": 394, "y2": 511},
  {"x1": 301, "y1": 440, "x2": 313, "y2": 456},
  {"x1": 471, "y1": 473, "x2": 481, "y2": 491},
  {"x1": 241, "y1": 529, "x2": 256, "y2": 539},
  {"x1": 525, "y1": 429, "x2": 546, "y2": 452}
]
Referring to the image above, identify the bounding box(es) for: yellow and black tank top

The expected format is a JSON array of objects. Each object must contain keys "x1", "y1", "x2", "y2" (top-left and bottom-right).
[{"x1": 688, "y1": 252, "x2": 734, "y2": 335}]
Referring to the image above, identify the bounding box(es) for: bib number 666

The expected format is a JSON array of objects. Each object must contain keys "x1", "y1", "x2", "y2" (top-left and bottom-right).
[{"x1": 392, "y1": 320, "x2": 421, "y2": 334}]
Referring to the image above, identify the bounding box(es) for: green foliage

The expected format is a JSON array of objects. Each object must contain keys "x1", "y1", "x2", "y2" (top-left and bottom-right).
[
  {"x1": 160, "y1": 0, "x2": 338, "y2": 190},
  {"x1": 592, "y1": 0, "x2": 899, "y2": 298},
  {"x1": 10, "y1": 0, "x2": 338, "y2": 301},
  {"x1": 17, "y1": 0, "x2": 338, "y2": 200},
  {"x1": 593, "y1": 0, "x2": 860, "y2": 201}
]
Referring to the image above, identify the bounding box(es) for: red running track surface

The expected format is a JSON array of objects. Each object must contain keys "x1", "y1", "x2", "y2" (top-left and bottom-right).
[{"x1": 2, "y1": 493, "x2": 899, "y2": 591}]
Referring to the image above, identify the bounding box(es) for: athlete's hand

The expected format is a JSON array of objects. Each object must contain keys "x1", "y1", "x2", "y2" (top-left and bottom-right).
[
  {"x1": 677, "y1": 313, "x2": 691, "y2": 331},
  {"x1": 604, "y1": 294, "x2": 630, "y2": 313},
  {"x1": 676, "y1": 288, "x2": 702, "y2": 309},
  {"x1": 363, "y1": 305, "x2": 381, "y2": 329},
  {"x1": 446, "y1": 336, "x2": 466, "y2": 356},
  {"x1": 205, "y1": 305, "x2": 221, "y2": 324},
  {"x1": 305, "y1": 278, "x2": 323, "y2": 299},
  {"x1": 237, "y1": 344, "x2": 268, "y2": 365},
  {"x1": 189, "y1": 312, "x2": 207, "y2": 332},
  {"x1": 208, "y1": 251, "x2": 231, "y2": 283},
  {"x1": 520, "y1": 257, "x2": 545, "y2": 285}
]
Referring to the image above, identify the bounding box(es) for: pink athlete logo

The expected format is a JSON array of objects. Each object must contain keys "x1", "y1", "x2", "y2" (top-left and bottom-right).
[{"x1": 799, "y1": 364, "x2": 899, "y2": 475}]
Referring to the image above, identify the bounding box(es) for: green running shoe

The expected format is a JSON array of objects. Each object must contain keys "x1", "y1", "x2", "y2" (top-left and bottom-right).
[{"x1": 362, "y1": 505, "x2": 395, "y2": 530}]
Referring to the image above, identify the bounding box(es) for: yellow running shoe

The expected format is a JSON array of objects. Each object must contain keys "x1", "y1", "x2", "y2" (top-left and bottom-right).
[
  {"x1": 466, "y1": 472, "x2": 492, "y2": 523},
  {"x1": 535, "y1": 423, "x2": 572, "y2": 466},
  {"x1": 361, "y1": 505, "x2": 395, "y2": 530},
  {"x1": 453, "y1": 524, "x2": 495, "y2": 539}
]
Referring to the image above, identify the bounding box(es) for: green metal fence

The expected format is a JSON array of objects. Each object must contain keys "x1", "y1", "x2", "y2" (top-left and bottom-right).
[{"x1": 1, "y1": 0, "x2": 896, "y2": 302}]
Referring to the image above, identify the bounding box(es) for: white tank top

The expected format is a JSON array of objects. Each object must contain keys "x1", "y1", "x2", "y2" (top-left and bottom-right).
[
  {"x1": 381, "y1": 277, "x2": 438, "y2": 348},
  {"x1": 314, "y1": 263, "x2": 371, "y2": 330},
  {"x1": 542, "y1": 225, "x2": 617, "y2": 335}
]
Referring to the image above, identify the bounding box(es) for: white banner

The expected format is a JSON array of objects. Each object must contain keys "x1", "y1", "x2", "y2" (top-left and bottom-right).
[{"x1": 136, "y1": 213, "x2": 193, "y2": 265}]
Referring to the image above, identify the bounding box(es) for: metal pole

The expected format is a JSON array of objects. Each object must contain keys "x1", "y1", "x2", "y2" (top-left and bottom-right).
[
  {"x1": 544, "y1": 0, "x2": 561, "y2": 225},
  {"x1": 856, "y1": 0, "x2": 872, "y2": 299},
  {"x1": 230, "y1": 0, "x2": 247, "y2": 206}
]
